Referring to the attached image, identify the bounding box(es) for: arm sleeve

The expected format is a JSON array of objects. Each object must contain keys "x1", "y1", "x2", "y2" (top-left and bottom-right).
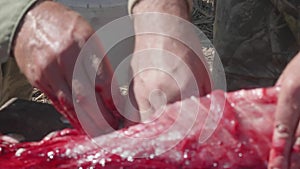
[{"x1": 0, "y1": 0, "x2": 39, "y2": 64}]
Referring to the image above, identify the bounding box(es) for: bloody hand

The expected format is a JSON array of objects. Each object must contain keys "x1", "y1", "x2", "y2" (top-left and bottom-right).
[
  {"x1": 13, "y1": 1, "x2": 121, "y2": 135},
  {"x1": 269, "y1": 52, "x2": 300, "y2": 169}
]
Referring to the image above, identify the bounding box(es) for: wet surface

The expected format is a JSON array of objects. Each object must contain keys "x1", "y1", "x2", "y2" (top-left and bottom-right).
[{"x1": 1, "y1": 88, "x2": 300, "y2": 168}]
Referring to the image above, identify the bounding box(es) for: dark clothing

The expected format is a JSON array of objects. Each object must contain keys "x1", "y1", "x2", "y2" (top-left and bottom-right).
[{"x1": 213, "y1": 0, "x2": 299, "y2": 90}]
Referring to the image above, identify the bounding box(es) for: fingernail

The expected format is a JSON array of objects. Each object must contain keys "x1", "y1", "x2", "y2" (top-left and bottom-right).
[
  {"x1": 275, "y1": 124, "x2": 290, "y2": 138},
  {"x1": 272, "y1": 124, "x2": 290, "y2": 152},
  {"x1": 269, "y1": 125, "x2": 290, "y2": 169}
]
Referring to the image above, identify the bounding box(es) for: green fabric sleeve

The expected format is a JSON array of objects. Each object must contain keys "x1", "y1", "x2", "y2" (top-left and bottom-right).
[{"x1": 0, "y1": 0, "x2": 38, "y2": 64}]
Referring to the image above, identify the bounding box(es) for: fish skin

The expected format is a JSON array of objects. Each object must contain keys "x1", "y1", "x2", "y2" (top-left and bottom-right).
[{"x1": 0, "y1": 87, "x2": 299, "y2": 169}]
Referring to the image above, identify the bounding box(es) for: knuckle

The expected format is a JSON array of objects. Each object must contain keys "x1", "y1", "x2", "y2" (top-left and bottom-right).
[
  {"x1": 35, "y1": 55, "x2": 55, "y2": 72},
  {"x1": 72, "y1": 17, "x2": 93, "y2": 47}
]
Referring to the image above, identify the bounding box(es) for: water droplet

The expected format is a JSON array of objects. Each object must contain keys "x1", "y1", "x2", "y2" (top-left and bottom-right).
[
  {"x1": 65, "y1": 149, "x2": 71, "y2": 157},
  {"x1": 213, "y1": 162, "x2": 218, "y2": 167},
  {"x1": 121, "y1": 150, "x2": 131, "y2": 159},
  {"x1": 185, "y1": 160, "x2": 190, "y2": 166},
  {"x1": 191, "y1": 96, "x2": 200, "y2": 104},
  {"x1": 87, "y1": 155, "x2": 94, "y2": 161},
  {"x1": 100, "y1": 158, "x2": 106, "y2": 167},
  {"x1": 223, "y1": 163, "x2": 230, "y2": 168},
  {"x1": 15, "y1": 148, "x2": 26, "y2": 157},
  {"x1": 112, "y1": 147, "x2": 122, "y2": 154},
  {"x1": 94, "y1": 152, "x2": 101, "y2": 159},
  {"x1": 149, "y1": 154, "x2": 155, "y2": 159},
  {"x1": 123, "y1": 130, "x2": 131, "y2": 135},
  {"x1": 238, "y1": 153, "x2": 243, "y2": 158},
  {"x1": 230, "y1": 120, "x2": 236, "y2": 125},
  {"x1": 127, "y1": 156, "x2": 134, "y2": 162},
  {"x1": 47, "y1": 151, "x2": 54, "y2": 160},
  {"x1": 183, "y1": 151, "x2": 188, "y2": 159}
]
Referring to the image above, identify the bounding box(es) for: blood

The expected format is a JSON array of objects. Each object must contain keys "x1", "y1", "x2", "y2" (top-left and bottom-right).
[{"x1": 1, "y1": 87, "x2": 300, "y2": 169}]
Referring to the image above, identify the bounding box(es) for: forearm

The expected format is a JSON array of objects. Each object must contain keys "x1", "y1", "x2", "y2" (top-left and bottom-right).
[{"x1": 132, "y1": 0, "x2": 191, "y2": 20}]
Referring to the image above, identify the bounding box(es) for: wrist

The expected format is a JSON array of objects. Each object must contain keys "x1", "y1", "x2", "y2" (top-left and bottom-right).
[{"x1": 132, "y1": 0, "x2": 190, "y2": 20}]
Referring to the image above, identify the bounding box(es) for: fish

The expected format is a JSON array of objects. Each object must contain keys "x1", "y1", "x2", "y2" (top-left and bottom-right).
[{"x1": 0, "y1": 87, "x2": 299, "y2": 169}]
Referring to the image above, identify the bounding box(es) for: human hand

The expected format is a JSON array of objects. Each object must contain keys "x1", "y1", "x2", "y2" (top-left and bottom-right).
[
  {"x1": 13, "y1": 1, "x2": 121, "y2": 135},
  {"x1": 269, "y1": 52, "x2": 300, "y2": 169},
  {"x1": 130, "y1": 0, "x2": 211, "y2": 121}
]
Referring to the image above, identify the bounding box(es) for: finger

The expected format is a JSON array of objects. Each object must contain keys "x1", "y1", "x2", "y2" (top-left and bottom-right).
[
  {"x1": 94, "y1": 58, "x2": 116, "y2": 113},
  {"x1": 69, "y1": 33, "x2": 121, "y2": 133},
  {"x1": 124, "y1": 80, "x2": 141, "y2": 126},
  {"x1": 81, "y1": 35, "x2": 128, "y2": 128},
  {"x1": 74, "y1": 87, "x2": 117, "y2": 136},
  {"x1": 73, "y1": 80, "x2": 117, "y2": 137},
  {"x1": 81, "y1": 35, "x2": 116, "y2": 111},
  {"x1": 30, "y1": 63, "x2": 65, "y2": 114},
  {"x1": 34, "y1": 69, "x2": 79, "y2": 129},
  {"x1": 132, "y1": 79, "x2": 155, "y2": 122},
  {"x1": 73, "y1": 63, "x2": 118, "y2": 135},
  {"x1": 42, "y1": 60, "x2": 78, "y2": 127},
  {"x1": 96, "y1": 69, "x2": 130, "y2": 128},
  {"x1": 288, "y1": 125, "x2": 300, "y2": 169},
  {"x1": 268, "y1": 84, "x2": 300, "y2": 169},
  {"x1": 58, "y1": 42, "x2": 79, "y2": 89},
  {"x1": 58, "y1": 27, "x2": 93, "y2": 90}
]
